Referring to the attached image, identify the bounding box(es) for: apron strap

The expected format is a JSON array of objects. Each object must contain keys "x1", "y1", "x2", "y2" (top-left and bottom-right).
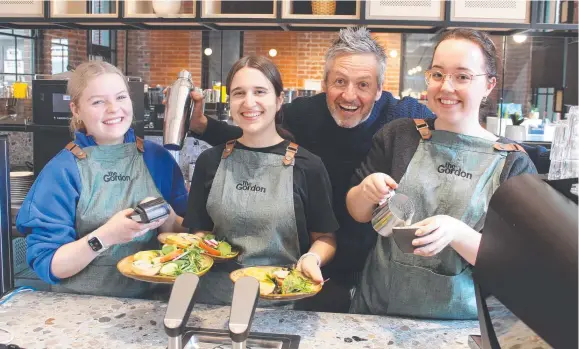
[
  {"x1": 493, "y1": 143, "x2": 527, "y2": 153},
  {"x1": 282, "y1": 142, "x2": 299, "y2": 166},
  {"x1": 414, "y1": 119, "x2": 432, "y2": 140},
  {"x1": 136, "y1": 137, "x2": 145, "y2": 153},
  {"x1": 65, "y1": 142, "x2": 87, "y2": 160},
  {"x1": 222, "y1": 140, "x2": 236, "y2": 159}
]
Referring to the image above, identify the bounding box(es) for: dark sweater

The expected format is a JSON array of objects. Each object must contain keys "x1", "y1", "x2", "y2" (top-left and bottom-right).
[{"x1": 195, "y1": 91, "x2": 433, "y2": 279}]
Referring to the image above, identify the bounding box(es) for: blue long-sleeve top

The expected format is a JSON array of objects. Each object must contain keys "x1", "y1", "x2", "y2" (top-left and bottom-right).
[{"x1": 16, "y1": 128, "x2": 188, "y2": 284}]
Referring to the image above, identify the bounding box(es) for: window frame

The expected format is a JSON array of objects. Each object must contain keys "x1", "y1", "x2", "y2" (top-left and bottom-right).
[
  {"x1": 0, "y1": 29, "x2": 37, "y2": 84},
  {"x1": 88, "y1": 30, "x2": 117, "y2": 65}
]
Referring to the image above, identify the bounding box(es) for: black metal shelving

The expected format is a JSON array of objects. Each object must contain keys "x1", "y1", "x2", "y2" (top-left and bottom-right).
[{"x1": 0, "y1": 0, "x2": 576, "y2": 36}]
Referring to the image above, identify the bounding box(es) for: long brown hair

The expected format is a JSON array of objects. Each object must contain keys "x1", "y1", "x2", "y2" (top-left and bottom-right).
[{"x1": 225, "y1": 55, "x2": 294, "y2": 141}]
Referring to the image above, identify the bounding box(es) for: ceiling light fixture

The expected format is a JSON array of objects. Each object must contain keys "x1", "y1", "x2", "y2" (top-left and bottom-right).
[{"x1": 268, "y1": 48, "x2": 278, "y2": 57}]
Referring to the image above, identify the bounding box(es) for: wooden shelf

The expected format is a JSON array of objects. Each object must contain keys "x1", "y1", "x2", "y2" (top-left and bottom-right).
[
  {"x1": 50, "y1": 0, "x2": 119, "y2": 18},
  {"x1": 365, "y1": 0, "x2": 443, "y2": 21},
  {"x1": 201, "y1": 0, "x2": 276, "y2": 19},
  {"x1": 282, "y1": 0, "x2": 359, "y2": 20},
  {"x1": 124, "y1": 0, "x2": 196, "y2": 18},
  {"x1": 0, "y1": 0, "x2": 43, "y2": 17}
]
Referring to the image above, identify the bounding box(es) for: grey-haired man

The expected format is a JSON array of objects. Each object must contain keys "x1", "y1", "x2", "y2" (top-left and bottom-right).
[{"x1": 187, "y1": 26, "x2": 433, "y2": 312}]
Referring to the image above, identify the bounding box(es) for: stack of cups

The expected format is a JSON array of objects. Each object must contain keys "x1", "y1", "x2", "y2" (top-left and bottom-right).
[{"x1": 548, "y1": 106, "x2": 579, "y2": 180}]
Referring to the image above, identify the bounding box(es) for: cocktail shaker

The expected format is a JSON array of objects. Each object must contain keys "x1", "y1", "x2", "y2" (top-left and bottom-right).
[{"x1": 163, "y1": 70, "x2": 195, "y2": 150}]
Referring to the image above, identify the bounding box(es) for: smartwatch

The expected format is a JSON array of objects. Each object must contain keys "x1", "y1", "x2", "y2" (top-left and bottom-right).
[{"x1": 87, "y1": 233, "x2": 108, "y2": 254}]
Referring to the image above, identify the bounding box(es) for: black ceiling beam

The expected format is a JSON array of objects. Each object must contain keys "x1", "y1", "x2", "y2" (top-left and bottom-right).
[
  {"x1": 201, "y1": 23, "x2": 220, "y2": 31},
  {"x1": 53, "y1": 22, "x2": 83, "y2": 30},
  {"x1": 124, "y1": 22, "x2": 148, "y2": 30}
]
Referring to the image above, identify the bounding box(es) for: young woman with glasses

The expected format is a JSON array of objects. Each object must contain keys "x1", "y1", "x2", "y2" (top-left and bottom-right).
[{"x1": 346, "y1": 29, "x2": 537, "y2": 319}]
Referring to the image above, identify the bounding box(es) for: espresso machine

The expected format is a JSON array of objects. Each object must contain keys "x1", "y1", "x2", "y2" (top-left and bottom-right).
[
  {"x1": 469, "y1": 174, "x2": 578, "y2": 349},
  {"x1": 164, "y1": 273, "x2": 300, "y2": 349},
  {"x1": 144, "y1": 85, "x2": 165, "y2": 131}
]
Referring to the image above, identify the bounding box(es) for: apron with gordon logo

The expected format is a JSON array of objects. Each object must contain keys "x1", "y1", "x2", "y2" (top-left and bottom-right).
[
  {"x1": 351, "y1": 120, "x2": 525, "y2": 319},
  {"x1": 52, "y1": 138, "x2": 162, "y2": 298},
  {"x1": 195, "y1": 140, "x2": 302, "y2": 306}
]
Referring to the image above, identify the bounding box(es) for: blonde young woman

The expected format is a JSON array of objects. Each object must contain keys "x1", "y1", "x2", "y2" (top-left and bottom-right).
[{"x1": 17, "y1": 61, "x2": 188, "y2": 298}]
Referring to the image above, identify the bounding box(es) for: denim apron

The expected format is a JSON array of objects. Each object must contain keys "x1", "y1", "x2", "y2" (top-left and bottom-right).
[
  {"x1": 195, "y1": 140, "x2": 301, "y2": 306},
  {"x1": 351, "y1": 120, "x2": 522, "y2": 319},
  {"x1": 52, "y1": 139, "x2": 162, "y2": 298}
]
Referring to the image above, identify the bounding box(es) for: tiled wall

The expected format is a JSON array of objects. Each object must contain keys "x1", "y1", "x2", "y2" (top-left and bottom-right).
[{"x1": 1, "y1": 132, "x2": 33, "y2": 169}]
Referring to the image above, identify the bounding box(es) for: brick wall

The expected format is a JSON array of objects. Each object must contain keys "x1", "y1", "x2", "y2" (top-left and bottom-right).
[
  {"x1": 38, "y1": 30, "x2": 87, "y2": 75},
  {"x1": 126, "y1": 30, "x2": 202, "y2": 86},
  {"x1": 243, "y1": 31, "x2": 402, "y2": 96},
  {"x1": 117, "y1": 30, "x2": 126, "y2": 74}
]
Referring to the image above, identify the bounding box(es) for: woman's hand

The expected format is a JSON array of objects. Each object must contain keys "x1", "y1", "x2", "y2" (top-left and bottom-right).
[
  {"x1": 296, "y1": 254, "x2": 324, "y2": 284},
  {"x1": 411, "y1": 215, "x2": 468, "y2": 257},
  {"x1": 359, "y1": 173, "x2": 398, "y2": 204},
  {"x1": 98, "y1": 208, "x2": 167, "y2": 246}
]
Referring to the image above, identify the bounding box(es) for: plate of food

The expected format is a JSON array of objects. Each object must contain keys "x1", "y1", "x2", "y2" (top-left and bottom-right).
[
  {"x1": 117, "y1": 244, "x2": 214, "y2": 284},
  {"x1": 229, "y1": 266, "x2": 322, "y2": 301},
  {"x1": 158, "y1": 232, "x2": 239, "y2": 262}
]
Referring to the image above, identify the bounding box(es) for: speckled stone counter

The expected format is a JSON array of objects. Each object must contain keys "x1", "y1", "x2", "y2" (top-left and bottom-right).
[{"x1": 0, "y1": 291, "x2": 481, "y2": 349}]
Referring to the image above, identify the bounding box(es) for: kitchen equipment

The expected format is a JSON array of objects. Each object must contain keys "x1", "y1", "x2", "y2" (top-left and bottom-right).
[
  {"x1": 229, "y1": 276, "x2": 259, "y2": 349},
  {"x1": 297, "y1": 89, "x2": 315, "y2": 98},
  {"x1": 164, "y1": 273, "x2": 201, "y2": 349},
  {"x1": 9, "y1": 171, "x2": 33, "y2": 204},
  {"x1": 129, "y1": 197, "x2": 171, "y2": 223},
  {"x1": 391, "y1": 226, "x2": 418, "y2": 253},
  {"x1": 145, "y1": 86, "x2": 165, "y2": 130},
  {"x1": 283, "y1": 89, "x2": 296, "y2": 104},
  {"x1": 371, "y1": 191, "x2": 415, "y2": 237},
  {"x1": 470, "y1": 174, "x2": 577, "y2": 349},
  {"x1": 163, "y1": 70, "x2": 196, "y2": 151}
]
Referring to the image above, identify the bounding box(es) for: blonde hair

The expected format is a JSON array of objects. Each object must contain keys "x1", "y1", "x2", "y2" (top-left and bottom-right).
[{"x1": 67, "y1": 61, "x2": 129, "y2": 133}]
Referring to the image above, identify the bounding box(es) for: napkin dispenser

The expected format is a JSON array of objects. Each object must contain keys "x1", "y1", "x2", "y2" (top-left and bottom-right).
[{"x1": 472, "y1": 174, "x2": 578, "y2": 349}]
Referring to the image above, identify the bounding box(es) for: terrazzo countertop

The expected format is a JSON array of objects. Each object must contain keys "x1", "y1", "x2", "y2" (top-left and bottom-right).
[{"x1": 0, "y1": 291, "x2": 481, "y2": 349}]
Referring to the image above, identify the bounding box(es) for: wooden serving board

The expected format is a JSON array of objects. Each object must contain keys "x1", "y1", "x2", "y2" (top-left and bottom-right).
[
  {"x1": 117, "y1": 254, "x2": 214, "y2": 284},
  {"x1": 230, "y1": 266, "x2": 322, "y2": 301}
]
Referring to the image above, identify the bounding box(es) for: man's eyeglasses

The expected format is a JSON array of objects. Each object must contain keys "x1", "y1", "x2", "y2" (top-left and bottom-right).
[{"x1": 424, "y1": 70, "x2": 488, "y2": 91}]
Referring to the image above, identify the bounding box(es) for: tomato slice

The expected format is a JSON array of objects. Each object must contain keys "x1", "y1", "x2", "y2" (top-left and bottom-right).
[
  {"x1": 199, "y1": 240, "x2": 221, "y2": 256},
  {"x1": 159, "y1": 249, "x2": 183, "y2": 263}
]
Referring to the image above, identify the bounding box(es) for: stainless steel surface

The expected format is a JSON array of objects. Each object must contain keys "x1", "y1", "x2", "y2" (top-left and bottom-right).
[
  {"x1": 164, "y1": 273, "x2": 201, "y2": 341},
  {"x1": 371, "y1": 192, "x2": 415, "y2": 237},
  {"x1": 232, "y1": 341, "x2": 246, "y2": 349},
  {"x1": 183, "y1": 329, "x2": 299, "y2": 349},
  {"x1": 168, "y1": 336, "x2": 182, "y2": 349},
  {"x1": 163, "y1": 70, "x2": 195, "y2": 151},
  {"x1": 229, "y1": 276, "x2": 259, "y2": 345}
]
